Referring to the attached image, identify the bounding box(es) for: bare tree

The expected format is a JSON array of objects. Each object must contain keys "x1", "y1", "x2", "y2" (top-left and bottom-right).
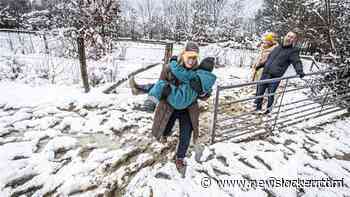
[
  {"x1": 136, "y1": 0, "x2": 158, "y2": 39},
  {"x1": 209, "y1": 0, "x2": 229, "y2": 26}
]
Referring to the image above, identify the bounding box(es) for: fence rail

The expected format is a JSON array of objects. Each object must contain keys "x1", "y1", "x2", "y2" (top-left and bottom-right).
[{"x1": 209, "y1": 67, "x2": 350, "y2": 144}]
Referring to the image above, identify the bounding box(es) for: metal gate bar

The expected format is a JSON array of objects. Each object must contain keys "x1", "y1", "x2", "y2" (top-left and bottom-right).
[{"x1": 217, "y1": 81, "x2": 350, "y2": 130}]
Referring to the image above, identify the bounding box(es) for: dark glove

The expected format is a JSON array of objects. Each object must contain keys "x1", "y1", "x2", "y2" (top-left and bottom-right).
[
  {"x1": 299, "y1": 72, "x2": 305, "y2": 78},
  {"x1": 169, "y1": 55, "x2": 178, "y2": 62},
  {"x1": 255, "y1": 63, "x2": 264, "y2": 70},
  {"x1": 160, "y1": 83, "x2": 171, "y2": 100},
  {"x1": 189, "y1": 76, "x2": 202, "y2": 94},
  {"x1": 198, "y1": 92, "x2": 211, "y2": 101}
]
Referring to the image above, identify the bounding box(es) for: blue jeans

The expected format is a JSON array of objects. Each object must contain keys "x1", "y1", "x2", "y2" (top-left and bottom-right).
[
  {"x1": 137, "y1": 83, "x2": 154, "y2": 93},
  {"x1": 255, "y1": 73, "x2": 281, "y2": 110},
  {"x1": 163, "y1": 109, "x2": 193, "y2": 159}
]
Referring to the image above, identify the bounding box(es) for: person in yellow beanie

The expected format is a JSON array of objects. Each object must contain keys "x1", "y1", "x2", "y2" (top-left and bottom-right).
[
  {"x1": 264, "y1": 33, "x2": 274, "y2": 43},
  {"x1": 251, "y1": 32, "x2": 279, "y2": 81}
]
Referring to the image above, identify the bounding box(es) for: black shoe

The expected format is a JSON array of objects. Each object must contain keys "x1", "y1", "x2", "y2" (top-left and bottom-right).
[{"x1": 264, "y1": 109, "x2": 271, "y2": 115}]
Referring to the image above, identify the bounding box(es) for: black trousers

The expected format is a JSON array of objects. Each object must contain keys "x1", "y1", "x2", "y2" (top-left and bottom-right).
[
  {"x1": 137, "y1": 83, "x2": 154, "y2": 93},
  {"x1": 139, "y1": 82, "x2": 193, "y2": 159},
  {"x1": 163, "y1": 109, "x2": 193, "y2": 159},
  {"x1": 255, "y1": 73, "x2": 281, "y2": 110}
]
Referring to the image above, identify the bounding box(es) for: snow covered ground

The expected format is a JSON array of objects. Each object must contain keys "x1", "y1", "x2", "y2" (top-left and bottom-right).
[{"x1": 0, "y1": 43, "x2": 349, "y2": 197}]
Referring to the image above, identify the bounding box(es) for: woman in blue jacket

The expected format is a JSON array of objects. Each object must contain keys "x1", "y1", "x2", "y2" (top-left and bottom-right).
[
  {"x1": 129, "y1": 42, "x2": 212, "y2": 171},
  {"x1": 148, "y1": 57, "x2": 216, "y2": 110}
]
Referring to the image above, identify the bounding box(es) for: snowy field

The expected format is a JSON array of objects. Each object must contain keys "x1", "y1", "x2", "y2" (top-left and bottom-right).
[{"x1": 1, "y1": 43, "x2": 350, "y2": 196}]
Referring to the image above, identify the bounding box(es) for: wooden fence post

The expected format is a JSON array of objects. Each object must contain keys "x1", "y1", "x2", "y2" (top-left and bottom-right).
[
  {"x1": 163, "y1": 42, "x2": 173, "y2": 65},
  {"x1": 7, "y1": 32, "x2": 14, "y2": 51},
  {"x1": 43, "y1": 34, "x2": 49, "y2": 54},
  {"x1": 77, "y1": 36, "x2": 90, "y2": 93}
]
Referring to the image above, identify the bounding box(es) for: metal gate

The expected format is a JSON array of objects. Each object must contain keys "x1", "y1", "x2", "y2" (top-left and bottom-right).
[{"x1": 209, "y1": 67, "x2": 350, "y2": 144}]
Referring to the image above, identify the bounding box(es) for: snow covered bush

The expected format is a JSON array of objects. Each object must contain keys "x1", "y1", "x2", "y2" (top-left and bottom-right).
[
  {"x1": 0, "y1": 0, "x2": 30, "y2": 28},
  {"x1": 0, "y1": 55, "x2": 24, "y2": 81},
  {"x1": 88, "y1": 54, "x2": 119, "y2": 87},
  {"x1": 20, "y1": 10, "x2": 52, "y2": 31}
]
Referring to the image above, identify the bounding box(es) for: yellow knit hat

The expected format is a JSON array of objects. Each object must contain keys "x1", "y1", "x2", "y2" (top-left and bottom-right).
[{"x1": 263, "y1": 33, "x2": 275, "y2": 42}]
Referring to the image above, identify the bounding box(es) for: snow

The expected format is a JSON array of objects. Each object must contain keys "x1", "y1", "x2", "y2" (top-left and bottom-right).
[
  {"x1": 44, "y1": 136, "x2": 78, "y2": 153},
  {"x1": 124, "y1": 122, "x2": 350, "y2": 196},
  {"x1": 0, "y1": 42, "x2": 350, "y2": 196}
]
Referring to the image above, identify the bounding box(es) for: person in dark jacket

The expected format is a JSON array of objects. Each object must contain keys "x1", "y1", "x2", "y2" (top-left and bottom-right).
[{"x1": 255, "y1": 31, "x2": 306, "y2": 114}]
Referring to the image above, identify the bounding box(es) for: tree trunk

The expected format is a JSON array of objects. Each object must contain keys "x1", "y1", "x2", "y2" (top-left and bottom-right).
[{"x1": 77, "y1": 36, "x2": 90, "y2": 93}]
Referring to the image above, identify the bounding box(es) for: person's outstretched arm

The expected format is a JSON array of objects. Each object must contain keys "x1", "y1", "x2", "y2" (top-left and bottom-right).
[
  {"x1": 169, "y1": 61, "x2": 196, "y2": 83},
  {"x1": 290, "y1": 49, "x2": 305, "y2": 78}
]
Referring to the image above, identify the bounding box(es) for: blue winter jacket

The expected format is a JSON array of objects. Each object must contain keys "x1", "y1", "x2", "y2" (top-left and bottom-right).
[{"x1": 148, "y1": 61, "x2": 216, "y2": 110}]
